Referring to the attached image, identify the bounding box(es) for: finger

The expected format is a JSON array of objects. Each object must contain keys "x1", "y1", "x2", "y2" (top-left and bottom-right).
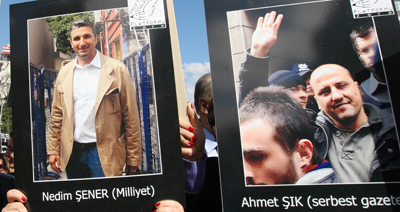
[
  {"x1": 55, "y1": 157, "x2": 61, "y2": 169},
  {"x1": 181, "y1": 146, "x2": 194, "y2": 158},
  {"x1": 6, "y1": 190, "x2": 26, "y2": 204},
  {"x1": 50, "y1": 161, "x2": 60, "y2": 173},
  {"x1": 180, "y1": 132, "x2": 194, "y2": 147},
  {"x1": 256, "y1": 16, "x2": 264, "y2": 30},
  {"x1": 263, "y1": 12, "x2": 271, "y2": 27},
  {"x1": 1, "y1": 202, "x2": 28, "y2": 212},
  {"x1": 178, "y1": 117, "x2": 192, "y2": 131},
  {"x1": 186, "y1": 103, "x2": 202, "y2": 130},
  {"x1": 272, "y1": 14, "x2": 284, "y2": 31},
  {"x1": 154, "y1": 200, "x2": 184, "y2": 212},
  {"x1": 266, "y1": 11, "x2": 277, "y2": 27},
  {"x1": 186, "y1": 103, "x2": 204, "y2": 149}
]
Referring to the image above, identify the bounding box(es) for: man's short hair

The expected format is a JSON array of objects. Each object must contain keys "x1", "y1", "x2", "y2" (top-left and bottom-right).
[
  {"x1": 350, "y1": 19, "x2": 374, "y2": 39},
  {"x1": 194, "y1": 73, "x2": 213, "y2": 114},
  {"x1": 240, "y1": 86, "x2": 323, "y2": 164},
  {"x1": 350, "y1": 19, "x2": 374, "y2": 52},
  {"x1": 70, "y1": 18, "x2": 95, "y2": 38}
]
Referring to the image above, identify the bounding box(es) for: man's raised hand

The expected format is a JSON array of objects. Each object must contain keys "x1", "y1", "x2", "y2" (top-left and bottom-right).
[{"x1": 250, "y1": 11, "x2": 283, "y2": 57}]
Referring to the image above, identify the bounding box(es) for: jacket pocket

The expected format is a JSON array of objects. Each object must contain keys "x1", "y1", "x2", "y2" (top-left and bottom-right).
[{"x1": 104, "y1": 89, "x2": 121, "y2": 114}]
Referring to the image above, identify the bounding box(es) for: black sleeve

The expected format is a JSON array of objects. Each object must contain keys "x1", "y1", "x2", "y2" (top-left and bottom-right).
[{"x1": 238, "y1": 50, "x2": 271, "y2": 105}]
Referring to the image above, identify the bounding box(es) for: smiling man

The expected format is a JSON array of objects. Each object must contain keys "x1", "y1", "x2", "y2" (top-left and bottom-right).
[
  {"x1": 310, "y1": 64, "x2": 400, "y2": 182},
  {"x1": 47, "y1": 19, "x2": 141, "y2": 179},
  {"x1": 240, "y1": 86, "x2": 339, "y2": 185}
]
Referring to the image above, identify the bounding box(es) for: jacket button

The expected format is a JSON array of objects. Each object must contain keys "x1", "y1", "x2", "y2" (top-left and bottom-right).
[{"x1": 388, "y1": 149, "x2": 393, "y2": 153}]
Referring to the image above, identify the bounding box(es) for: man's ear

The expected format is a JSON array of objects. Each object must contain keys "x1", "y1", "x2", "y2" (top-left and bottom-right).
[
  {"x1": 199, "y1": 98, "x2": 210, "y2": 115},
  {"x1": 295, "y1": 139, "x2": 313, "y2": 172}
]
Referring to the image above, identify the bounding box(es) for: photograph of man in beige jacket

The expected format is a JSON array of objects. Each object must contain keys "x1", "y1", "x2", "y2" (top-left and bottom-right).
[{"x1": 47, "y1": 18, "x2": 141, "y2": 179}]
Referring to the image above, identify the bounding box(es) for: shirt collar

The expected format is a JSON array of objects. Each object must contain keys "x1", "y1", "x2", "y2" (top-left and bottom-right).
[
  {"x1": 204, "y1": 127, "x2": 217, "y2": 155},
  {"x1": 74, "y1": 50, "x2": 102, "y2": 69},
  {"x1": 368, "y1": 73, "x2": 386, "y2": 94}
]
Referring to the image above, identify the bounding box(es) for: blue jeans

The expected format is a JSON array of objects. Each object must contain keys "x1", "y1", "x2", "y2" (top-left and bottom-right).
[{"x1": 66, "y1": 142, "x2": 105, "y2": 179}]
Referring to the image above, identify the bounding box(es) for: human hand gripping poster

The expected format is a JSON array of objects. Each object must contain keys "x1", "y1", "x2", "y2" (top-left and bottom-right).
[{"x1": 204, "y1": 0, "x2": 400, "y2": 211}]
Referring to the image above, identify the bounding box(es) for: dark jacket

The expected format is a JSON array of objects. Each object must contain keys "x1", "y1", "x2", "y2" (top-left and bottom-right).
[{"x1": 238, "y1": 51, "x2": 270, "y2": 105}]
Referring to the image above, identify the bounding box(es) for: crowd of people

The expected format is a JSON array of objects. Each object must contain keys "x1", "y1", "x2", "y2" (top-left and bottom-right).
[{"x1": 1, "y1": 10, "x2": 400, "y2": 212}]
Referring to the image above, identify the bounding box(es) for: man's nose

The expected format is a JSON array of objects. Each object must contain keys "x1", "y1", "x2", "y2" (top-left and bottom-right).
[
  {"x1": 331, "y1": 88, "x2": 343, "y2": 101},
  {"x1": 245, "y1": 163, "x2": 254, "y2": 180},
  {"x1": 299, "y1": 90, "x2": 307, "y2": 98},
  {"x1": 79, "y1": 38, "x2": 86, "y2": 46}
]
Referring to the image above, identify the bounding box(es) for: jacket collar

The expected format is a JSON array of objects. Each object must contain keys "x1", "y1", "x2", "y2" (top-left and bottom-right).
[
  {"x1": 62, "y1": 52, "x2": 115, "y2": 119},
  {"x1": 95, "y1": 54, "x2": 114, "y2": 115}
]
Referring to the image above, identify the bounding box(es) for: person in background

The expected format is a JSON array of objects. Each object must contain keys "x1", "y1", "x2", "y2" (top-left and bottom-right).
[
  {"x1": 193, "y1": 73, "x2": 217, "y2": 157},
  {"x1": 268, "y1": 70, "x2": 308, "y2": 109},
  {"x1": 350, "y1": 20, "x2": 391, "y2": 113},
  {"x1": 289, "y1": 63, "x2": 319, "y2": 112},
  {"x1": 0, "y1": 132, "x2": 14, "y2": 210},
  {"x1": 5, "y1": 130, "x2": 13, "y2": 176},
  {"x1": 181, "y1": 74, "x2": 221, "y2": 212},
  {"x1": 0, "y1": 154, "x2": 9, "y2": 174}
]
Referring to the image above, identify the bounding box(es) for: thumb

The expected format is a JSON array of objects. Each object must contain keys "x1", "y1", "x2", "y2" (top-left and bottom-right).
[
  {"x1": 55, "y1": 156, "x2": 61, "y2": 170},
  {"x1": 7, "y1": 189, "x2": 27, "y2": 203}
]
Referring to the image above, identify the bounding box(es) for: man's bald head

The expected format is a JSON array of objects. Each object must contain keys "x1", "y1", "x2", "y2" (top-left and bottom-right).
[{"x1": 310, "y1": 64, "x2": 353, "y2": 86}]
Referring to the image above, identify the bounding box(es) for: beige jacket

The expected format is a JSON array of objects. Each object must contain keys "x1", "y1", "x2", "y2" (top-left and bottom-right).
[{"x1": 48, "y1": 54, "x2": 142, "y2": 177}]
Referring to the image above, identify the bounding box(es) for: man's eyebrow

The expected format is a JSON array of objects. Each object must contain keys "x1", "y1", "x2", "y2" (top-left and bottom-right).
[
  {"x1": 334, "y1": 81, "x2": 347, "y2": 85},
  {"x1": 317, "y1": 86, "x2": 329, "y2": 95},
  {"x1": 243, "y1": 148, "x2": 264, "y2": 155}
]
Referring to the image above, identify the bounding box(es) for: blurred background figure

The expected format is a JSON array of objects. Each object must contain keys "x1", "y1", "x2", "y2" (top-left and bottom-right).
[
  {"x1": 289, "y1": 62, "x2": 319, "y2": 112},
  {"x1": 5, "y1": 130, "x2": 14, "y2": 175},
  {"x1": 350, "y1": 20, "x2": 391, "y2": 113},
  {"x1": 194, "y1": 73, "x2": 217, "y2": 157},
  {"x1": 0, "y1": 154, "x2": 9, "y2": 174},
  {"x1": 268, "y1": 70, "x2": 308, "y2": 109}
]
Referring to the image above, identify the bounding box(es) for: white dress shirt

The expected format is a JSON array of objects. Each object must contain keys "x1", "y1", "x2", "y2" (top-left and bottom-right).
[
  {"x1": 204, "y1": 127, "x2": 218, "y2": 157},
  {"x1": 73, "y1": 51, "x2": 101, "y2": 143}
]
